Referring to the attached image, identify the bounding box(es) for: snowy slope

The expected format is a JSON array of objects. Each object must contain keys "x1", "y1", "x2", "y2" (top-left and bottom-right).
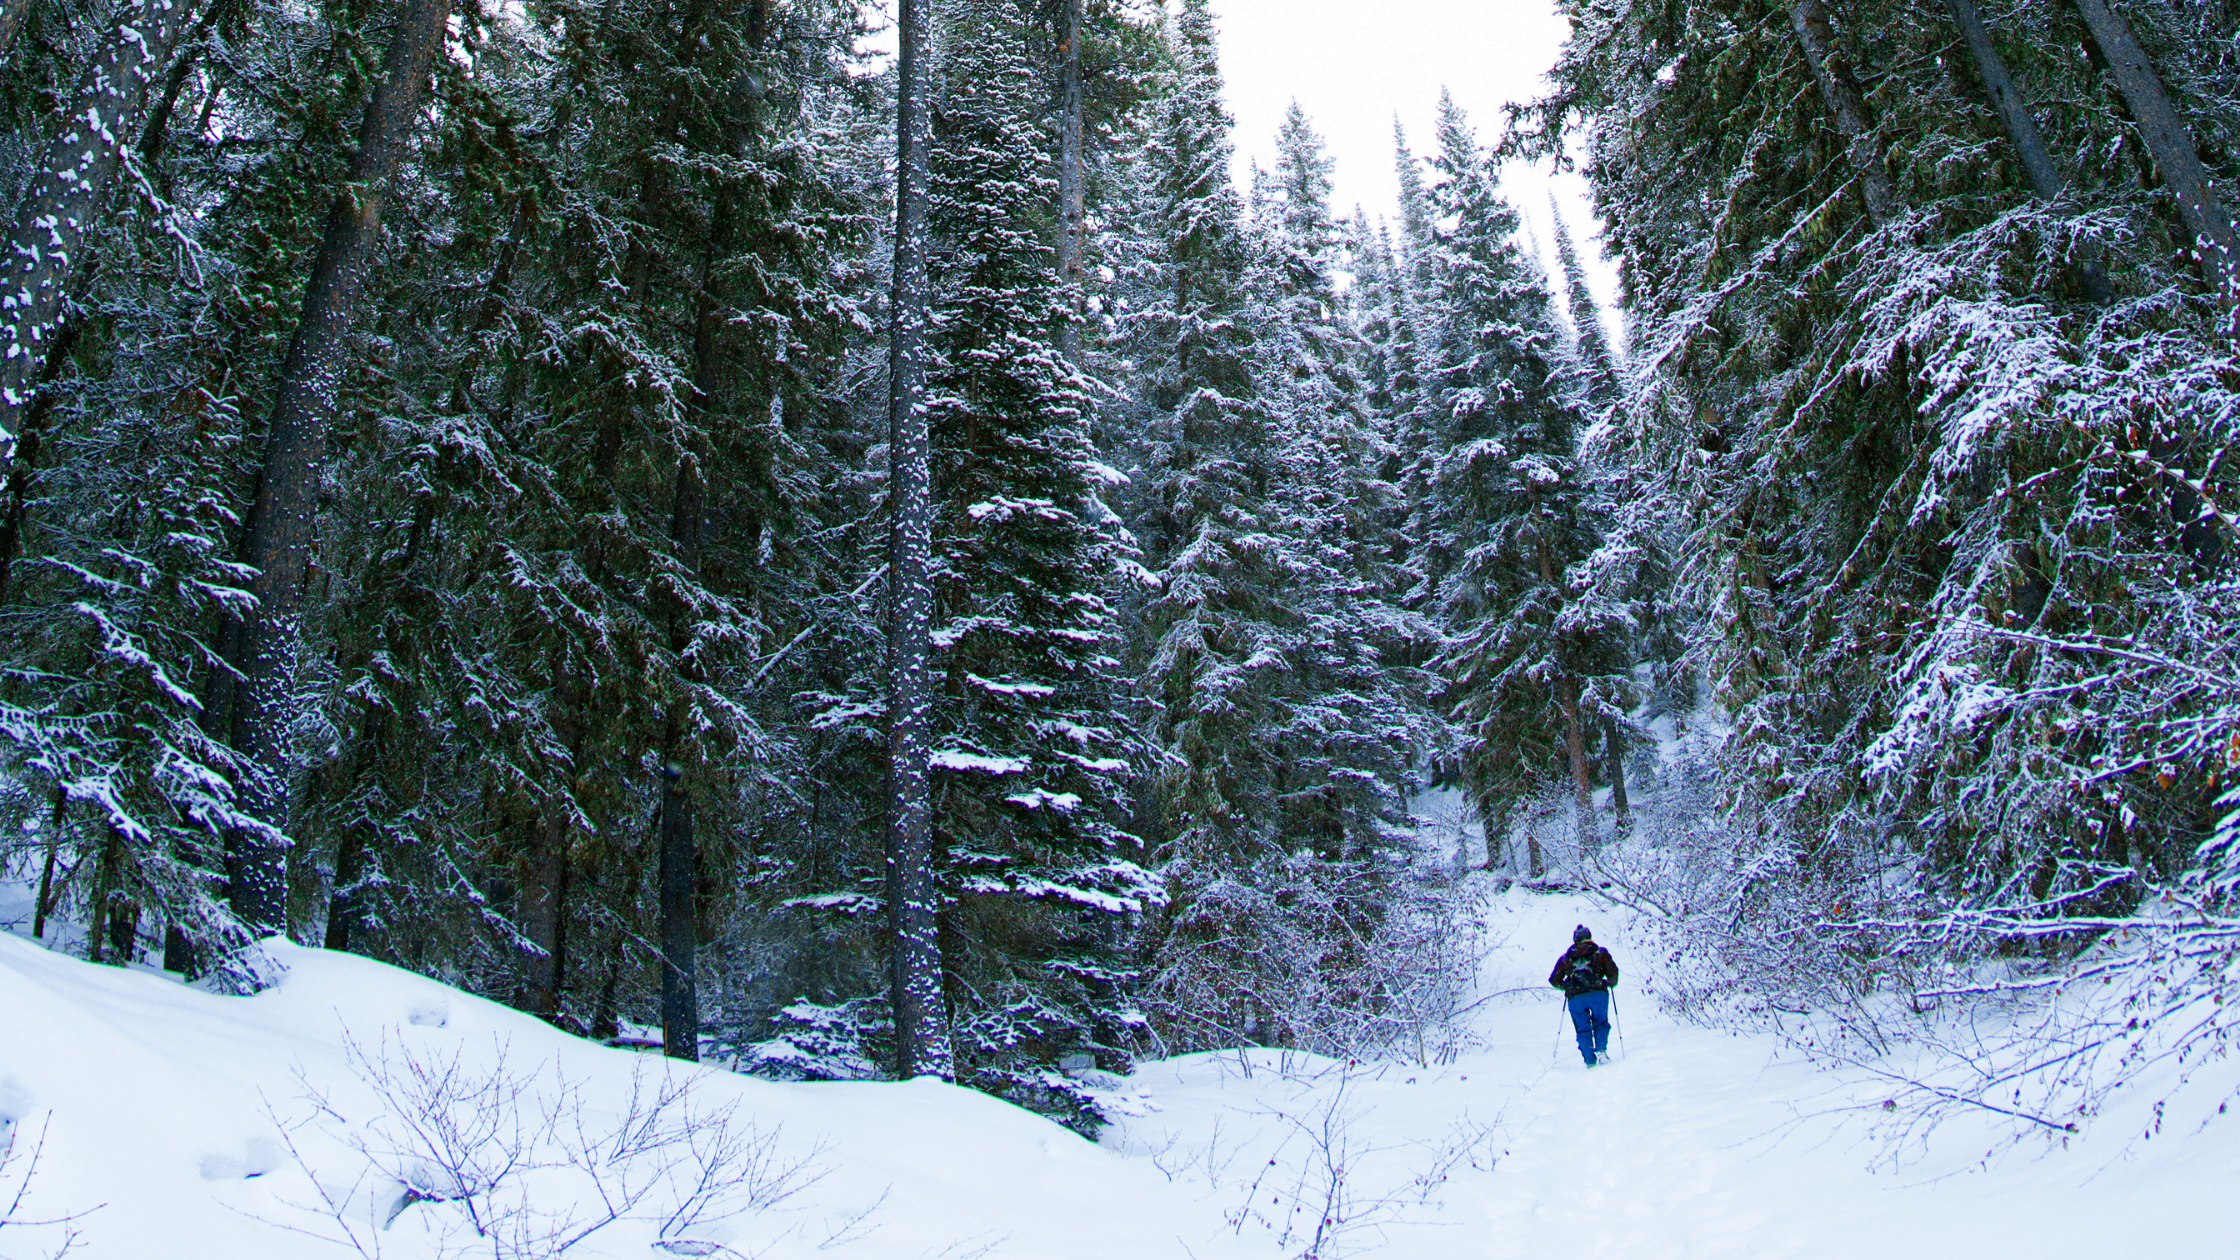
[
  {"x1": 0, "y1": 932, "x2": 1273, "y2": 1260},
  {"x1": 4, "y1": 887, "x2": 2235, "y2": 1260}
]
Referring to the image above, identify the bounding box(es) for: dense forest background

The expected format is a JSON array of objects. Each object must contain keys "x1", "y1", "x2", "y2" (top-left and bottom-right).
[{"x1": 1, "y1": 0, "x2": 2235, "y2": 1133}]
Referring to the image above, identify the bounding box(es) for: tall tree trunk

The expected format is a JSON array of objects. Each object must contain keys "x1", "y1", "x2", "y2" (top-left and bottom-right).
[
  {"x1": 1055, "y1": 0, "x2": 1085, "y2": 362},
  {"x1": 658, "y1": 290, "x2": 711, "y2": 1062},
  {"x1": 521, "y1": 812, "x2": 568, "y2": 1020},
  {"x1": 224, "y1": 0, "x2": 451, "y2": 934},
  {"x1": 137, "y1": 0, "x2": 236, "y2": 171},
  {"x1": 1477, "y1": 797, "x2": 1510, "y2": 873},
  {"x1": 1943, "y1": 0, "x2": 2062, "y2": 201},
  {"x1": 2070, "y1": 0, "x2": 2240, "y2": 304},
  {"x1": 1788, "y1": 0, "x2": 1900, "y2": 225},
  {"x1": 657, "y1": 762, "x2": 698, "y2": 1060},
  {"x1": 1558, "y1": 676, "x2": 1595, "y2": 854},
  {"x1": 1604, "y1": 717, "x2": 1630, "y2": 836},
  {"x1": 320, "y1": 713, "x2": 382, "y2": 952},
  {"x1": 1942, "y1": 0, "x2": 2110, "y2": 299},
  {"x1": 0, "y1": 0, "x2": 200, "y2": 462},
  {"x1": 1531, "y1": 495, "x2": 1596, "y2": 858},
  {"x1": 321, "y1": 820, "x2": 369, "y2": 952},
  {"x1": 885, "y1": 0, "x2": 950, "y2": 1083},
  {"x1": 31, "y1": 787, "x2": 65, "y2": 938},
  {"x1": 0, "y1": 308, "x2": 84, "y2": 607},
  {"x1": 0, "y1": 0, "x2": 35, "y2": 60},
  {"x1": 87, "y1": 823, "x2": 135, "y2": 965}
]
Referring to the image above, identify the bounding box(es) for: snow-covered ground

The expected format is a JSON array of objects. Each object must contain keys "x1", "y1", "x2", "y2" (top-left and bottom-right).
[
  {"x1": 2, "y1": 883, "x2": 2232, "y2": 1259},
  {"x1": 1105, "y1": 890, "x2": 2234, "y2": 1258}
]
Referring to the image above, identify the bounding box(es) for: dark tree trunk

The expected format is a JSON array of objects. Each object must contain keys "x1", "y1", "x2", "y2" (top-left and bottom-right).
[
  {"x1": 1605, "y1": 717, "x2": 1631, "y2": 835},
  {"x1": 658, "y1": 763, "x2": 698, "y2": 1060},
  {"x1": 1558, "y1": 676, "x2": 1595, "y2": 853},
  {"x1": 163, "y1": 923, "x2": 199, "y2": 975},
  {"x1": 320, "y1": 709, "x2": 385, "y2": 952},
  {"x1": 87, "y1": 824, "x2": 135, "y2": 965},
  {"x1": 1477, "y1": 798, "x2": 1510, "y2": 872},
  {"x1": 1055, "y1": 0, "x2": 1085, "y2": 362},
  {"x1": 224, "y1": 0, "x2": 451, "y2": 934},
  {"x1": 1530, "y1": 494, "x2": 1595, "y2": 856},
  {"x1": 521, "y1": 813, "x2": 568, "y2": 1020},
  {"x1": 658, "y1": 337, "x2": 708, "y2": 1062},
  {"x1": 322, "y1": 825, "x2": 368, "y2": 952},
  {"x1": 0, "y1": 0, "x2": 199, "y2": 460},
  {"x1": 1789, "y1": 0, "x2": 1900, "y2": 225},
  {"x1": 885, "y1": 0, "x2": 950, "y2": 1083},
  {"x1": 31, "y1": 787, "x2": 65, "y2": 939},
  {"x1": 1942, "y1": 0, "x2": 2111, "y2": 299},
  {"x1": 2070, "y1": 0, "x2": 2240, "y2": 304},
  {"x1": 590, "y1": 919, "x2": 628, "y2": 1040},
  {"x1": 0, "y1": 0, "x2": 34, "y2": 59},
  {"x1": 1942, "y1": 0, "x2": 2062, "y2": 201},
  {"x1": 138, "y1": 0, "x2": 238, "y2": 171},
  {"x1": 0, "y1": 308, "x2": 84, "y2": 607}
]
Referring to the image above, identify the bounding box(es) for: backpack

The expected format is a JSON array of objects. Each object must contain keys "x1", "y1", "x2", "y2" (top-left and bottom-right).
[{"x1": 1563, "y1": 947, "x2": 1603, "y2": 991}]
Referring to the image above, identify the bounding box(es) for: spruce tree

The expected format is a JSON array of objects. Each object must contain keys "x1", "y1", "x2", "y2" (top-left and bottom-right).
[{"x1": 914, "y1": 0, "x2": 1152, "y2": 1130}]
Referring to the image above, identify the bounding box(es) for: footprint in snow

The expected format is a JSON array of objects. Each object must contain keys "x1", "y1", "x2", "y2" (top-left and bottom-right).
[{"x1": 406, "y1": 998, "x2": 449, "y2": 1028}]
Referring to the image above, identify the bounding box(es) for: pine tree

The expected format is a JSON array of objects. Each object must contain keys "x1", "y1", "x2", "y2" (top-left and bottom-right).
[
  {"x1": 1519, "y1": 0, "x2": 2240, "y2": 962},
  {"x1": 918, "y1": 0, "x2": 1153, "y2": 1130}
]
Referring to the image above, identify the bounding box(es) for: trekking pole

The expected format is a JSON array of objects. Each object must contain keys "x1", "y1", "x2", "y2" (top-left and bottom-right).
[
  {"x1": 1552, "y1": 995, "x2": 1568, "y2": 1063},
  {"x1": 1611, "y1": 989, "x2": 1625, "y2": 1060}
]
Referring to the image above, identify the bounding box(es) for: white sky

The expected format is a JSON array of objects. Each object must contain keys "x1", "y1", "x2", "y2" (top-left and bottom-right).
[
  {"x1": 1207, "y1": 0, "x2": 1623, "y2": 345},
  {"x1": 859, "y1": 0, "x2": 1623, "y2": 345}
]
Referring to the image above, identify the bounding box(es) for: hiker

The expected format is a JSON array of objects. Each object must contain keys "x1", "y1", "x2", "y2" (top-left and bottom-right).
[{"x1": 1549, "y1": 924, "x2": 1619, "y2": 1066}]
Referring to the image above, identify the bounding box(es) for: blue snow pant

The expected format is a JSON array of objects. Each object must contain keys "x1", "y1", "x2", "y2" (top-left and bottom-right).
[{"x1": 1567, "y1": 989, "x2": 1611, "y2": 1064}]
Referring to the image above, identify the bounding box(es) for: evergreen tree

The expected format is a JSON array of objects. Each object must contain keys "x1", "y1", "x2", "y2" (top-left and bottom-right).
[
  {"x1": 916, "y1": 0, "x2": 1154, "y2": 1131},
  {"x1": 1392, "y1": 94, "x2": 1616, "y2": 864},
  {"x1": 1521, "y1": 0, "x2": 2240, "y2": 962}
]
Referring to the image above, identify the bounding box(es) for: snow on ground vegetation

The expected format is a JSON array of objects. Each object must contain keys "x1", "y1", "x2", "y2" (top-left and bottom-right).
[{"x1": 2, "y1": 868, "x2": 2233, "y2": 1258}]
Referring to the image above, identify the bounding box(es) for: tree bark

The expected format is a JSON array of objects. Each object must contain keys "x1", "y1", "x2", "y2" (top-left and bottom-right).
[
  {"x1": 224, "y1": 0, "x2": 451, "y2": 934},
  {"x1": 1530, "y1": 495, "x2": 1596, "y2": 858},
  {"x1": 1558, "y1": 676, "x2": 1595, "y2": 854},
  {"x1": 0, "y1": 307, "x2": 83, "y2": 607},
  {"x1": 521, "y1": 812, "x2": 568, "y2": 1019},
  {"x1": 1788, "y1": 0, "x2": 1900, "y2": 226},
  {"x1": 1055, "y1": 0, "x2": 1085, "y2": 362},
  {"x1": 0, "y1": 0, "x2": 200, "y2": 462},
  {"x1": 1605, "y1": 716, "x2": 1630, "y2": 835},
  {"x1": 31, "y1": 787, "x2": 65, "y2": 939},
  {"x1": 657, "y1": 762, "x2": 698, "y2": 1060},
  {"x1": 88, "y1": 823, "x2": 136, "y2": 965},
  {"x1": 659, "y1": 316, "x2": 709, "y2": 1062},
  {"x1": 320, "y1": 714, "x2": 382, "y2": 952},
  {"x1": 0, "y1": 0, "x2": 35, "y2": 60},
  {"x1": 1942, "y1": 0, "x2": 2111, "y2": 299},
  {"x1": 2070, "y1": 0, "x2": 2240, "y2": 304},
  {"x1": 1942, "y1": 0, "x2": 2062, "y2": 201},
  {"x1": 885, "y1": 0, "x2": 951, "y2": 1083}
]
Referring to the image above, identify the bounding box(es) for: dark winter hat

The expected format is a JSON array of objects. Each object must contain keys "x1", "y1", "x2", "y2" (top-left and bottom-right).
[{"x1": 1573, "y1": 924, "x2": 1592, "y2": 943}]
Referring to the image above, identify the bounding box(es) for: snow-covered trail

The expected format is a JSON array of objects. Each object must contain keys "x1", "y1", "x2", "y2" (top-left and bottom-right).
[{"x1": 1112, "y1": 887, "x2": 2235, "y2": 1259}]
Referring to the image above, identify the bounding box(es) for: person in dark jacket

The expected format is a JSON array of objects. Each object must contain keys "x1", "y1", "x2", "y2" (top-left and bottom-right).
[{"x1": 1549, "y1": 924, "x2": 1619, "y2": 1066}]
